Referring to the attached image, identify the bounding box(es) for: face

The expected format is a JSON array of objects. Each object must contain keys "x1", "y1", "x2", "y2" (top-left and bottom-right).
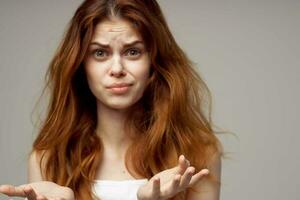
[{"x1": 83, "y1": 18, "x2": 150, "y2": 111}]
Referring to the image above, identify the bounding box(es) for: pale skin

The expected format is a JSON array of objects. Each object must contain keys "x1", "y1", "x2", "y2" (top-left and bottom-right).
[{"x1": 0, "y1": 18, "x2": 221, "y2": 200}]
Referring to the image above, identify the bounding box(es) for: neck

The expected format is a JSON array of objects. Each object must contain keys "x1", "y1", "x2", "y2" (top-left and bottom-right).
[{"x1": 96, "y1": 101, "x2": 132, "y2": 153}]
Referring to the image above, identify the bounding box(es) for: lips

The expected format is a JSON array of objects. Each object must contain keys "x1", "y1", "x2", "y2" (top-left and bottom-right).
[
  {"x1": 107, "y1": 82, "x2": 132, "y2": 88},
  {"x1": 106, "y1": 82, "x2": 133, "y2": 94}
]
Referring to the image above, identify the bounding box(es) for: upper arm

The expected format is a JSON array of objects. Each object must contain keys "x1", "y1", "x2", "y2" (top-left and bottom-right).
[
  {"x1": 27, "y1": 150, "x2": 46, "y2": 183},
  {"x1": 187, "y1": 152, "x2": 222, "y2": 200}
]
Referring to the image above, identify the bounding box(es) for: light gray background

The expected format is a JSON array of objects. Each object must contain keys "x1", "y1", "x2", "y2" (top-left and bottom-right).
[{"x1": 0, "y1": 0, "x2": 299, "y2": 200}]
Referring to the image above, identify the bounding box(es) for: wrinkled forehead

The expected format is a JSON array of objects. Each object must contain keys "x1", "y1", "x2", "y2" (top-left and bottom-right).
[{"x1": 91, "y1": 18, "x2": 143, "y2": 45}]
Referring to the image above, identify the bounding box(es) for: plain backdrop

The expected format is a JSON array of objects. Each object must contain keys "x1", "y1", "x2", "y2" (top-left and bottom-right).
[{"x1": 0, "y1": 0, "x2": 299, "y2": 200}]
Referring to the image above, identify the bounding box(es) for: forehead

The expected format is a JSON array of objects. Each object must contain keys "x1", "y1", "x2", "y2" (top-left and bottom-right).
[{"x1": 91, "y1": 18, "x2": 142, "y2": 43}]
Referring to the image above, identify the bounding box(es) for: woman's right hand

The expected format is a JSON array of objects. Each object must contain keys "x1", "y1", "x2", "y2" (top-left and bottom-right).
[{"x1": 0, "y1": 181, "x2": 75, "y2": 200}]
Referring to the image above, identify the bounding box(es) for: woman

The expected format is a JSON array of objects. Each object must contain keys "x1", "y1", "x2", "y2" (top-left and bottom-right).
[{"x1": 0, "y1": 0, "x2": 222, "y2": 199}]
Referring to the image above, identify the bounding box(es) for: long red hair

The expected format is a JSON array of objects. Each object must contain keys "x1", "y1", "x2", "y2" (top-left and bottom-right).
[{"x1": 32, "y1": 0, "x2": 222, "y2": 199}]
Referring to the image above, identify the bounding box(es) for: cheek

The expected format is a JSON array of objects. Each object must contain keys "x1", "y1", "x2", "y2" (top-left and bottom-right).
[
  {"x1": 84, "y1": 62, "x2": 106, "y2": 83},
  {"x1": 84, "y1": 63, "x2": 108, "y2": 97},
  {"x1": 125, "y1": 59, "x2": 151, "y2": 81}
]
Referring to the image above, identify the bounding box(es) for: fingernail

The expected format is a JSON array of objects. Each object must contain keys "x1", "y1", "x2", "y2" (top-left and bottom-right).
[{"x1": 189, "y1": 167, "x2": 195, "y2": 174}]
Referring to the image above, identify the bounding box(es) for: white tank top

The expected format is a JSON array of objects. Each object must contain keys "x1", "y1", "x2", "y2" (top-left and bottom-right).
[{"x1": 92, "y1": 179, "x2": 148, "y2": 200}]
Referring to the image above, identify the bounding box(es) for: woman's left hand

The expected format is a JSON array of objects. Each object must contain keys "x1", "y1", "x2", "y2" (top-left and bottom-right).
[{"x1": 137, "y1": 155, "x2": 209, "y2": 200}]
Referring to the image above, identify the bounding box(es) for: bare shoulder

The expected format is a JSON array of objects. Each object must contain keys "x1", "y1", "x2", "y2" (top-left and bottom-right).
[
  {"x1": 187, "y1": 152, "x2": 222, "y2": 200},
  {"x1": 27, "y1": 150, "x2": 49, "y2": 182}
]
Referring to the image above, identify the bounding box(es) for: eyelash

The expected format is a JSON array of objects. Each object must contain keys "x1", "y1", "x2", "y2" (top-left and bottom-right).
[
  {"x1": 125, "y1": 49, "x2": 141, "y2": 56},
  {"x1": 93, "y1": 49, "x2": 107, "y2": 58},
  {"x1": 92, "y1": 48, "x2": 142, "y2": 59}
]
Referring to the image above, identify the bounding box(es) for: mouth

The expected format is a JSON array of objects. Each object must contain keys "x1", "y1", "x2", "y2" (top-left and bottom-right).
[
  {"x1": 107, "y1": 83, "x2": 132, "y2": 88},
  {"x1": 106, "y1": 83, "x2": 133, "y2": 94}
]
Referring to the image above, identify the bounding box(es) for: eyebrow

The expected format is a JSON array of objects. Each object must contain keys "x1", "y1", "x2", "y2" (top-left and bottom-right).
[{"x1": 89, "y1": 40, "x2": 144, "y2": 48}]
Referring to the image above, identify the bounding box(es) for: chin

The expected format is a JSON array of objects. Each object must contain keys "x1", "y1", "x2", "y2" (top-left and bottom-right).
[
  {"x1": 105, "y1": 99, "x2": 138, "y2": 110},
  {"x1": 98, "y1": 92, "x2": 144, "y2": 111}
]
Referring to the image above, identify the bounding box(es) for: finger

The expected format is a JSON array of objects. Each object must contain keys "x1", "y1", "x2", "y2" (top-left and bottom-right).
[
  {"x1": 161, "y1": 174, "x2": 181, "y2": 198},
  {"x1": 184, "y1": 157, "x2": 190, "y2": 166},
  {"x1": 170, "y1": 174, "x2": 181, "y2": 191},
  {"x1": 179, "y1": 167, "x2": 195, "y2": 188},
  {"x1": 176, "y1": 155, "x2": 190, "y2": 174},
  {"x1": 189, "y1": 169, "x2": 210, "y2": 186},
  {"x1": 23, "y1": 185, "x2": 38, "y2": 200},
  {"x1": 0, "y1": 185, "x2": 26, "y2": 197}
]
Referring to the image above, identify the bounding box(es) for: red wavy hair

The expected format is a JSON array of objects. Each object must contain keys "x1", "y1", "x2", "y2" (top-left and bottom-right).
[{"x1": 32, "y1": 0, "x2": 223, "y2": 199}]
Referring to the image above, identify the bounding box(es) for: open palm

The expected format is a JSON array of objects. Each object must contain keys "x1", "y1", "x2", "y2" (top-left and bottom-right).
[
  {"x1": 137, "y1": 155, "x2": 209, "y2": 200},
  {"x1": 0, "y1": 181, "x2": 74, "y2": 200}
]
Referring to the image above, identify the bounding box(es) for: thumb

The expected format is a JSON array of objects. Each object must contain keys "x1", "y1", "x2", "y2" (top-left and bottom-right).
[{"x1": 23, "y1": 185, "x2": 38, "y2": 200}]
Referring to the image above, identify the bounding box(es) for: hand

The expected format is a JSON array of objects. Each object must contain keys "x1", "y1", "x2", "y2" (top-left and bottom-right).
[
  {"x1": 0, "y1": 181, "x2": 75, "y2": 200},
  {"x1": 137, "y1": 155, "x2": 209, "y2": 200}
]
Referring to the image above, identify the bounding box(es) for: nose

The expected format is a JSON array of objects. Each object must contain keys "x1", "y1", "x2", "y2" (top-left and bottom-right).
[{"x1": 109, "y1": 55, "x2": 126, "y2": 77}]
